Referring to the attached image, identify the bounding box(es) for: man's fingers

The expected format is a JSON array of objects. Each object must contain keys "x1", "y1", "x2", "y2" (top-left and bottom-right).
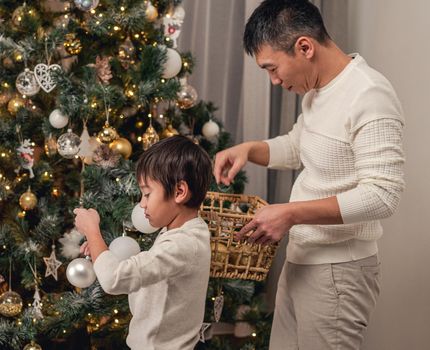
[
  {"x1": 247, "y1": 227, "x2": 264, "y2": 243},
  {"x1": 236, "y1": 220, "x2": 257, "y2": 240}
]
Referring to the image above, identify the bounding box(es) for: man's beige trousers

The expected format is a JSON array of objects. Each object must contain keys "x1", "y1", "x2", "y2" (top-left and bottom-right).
[{"x1": 269, "y1": 255, "x2": 380, "y2": 350}]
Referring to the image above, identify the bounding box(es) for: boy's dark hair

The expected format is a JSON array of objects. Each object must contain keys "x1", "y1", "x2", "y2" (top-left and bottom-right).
[
  {"x1": 244, "y1": 0, "x2": 331, "y2": 56},
  {"x1": 136, "y1": 135, "x2": 212, "y2": 209}
]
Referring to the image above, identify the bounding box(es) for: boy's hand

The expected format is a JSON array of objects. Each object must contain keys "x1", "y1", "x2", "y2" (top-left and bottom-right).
[{"x1": 73, "y1": 208, "x2": 101, "y2": 238}]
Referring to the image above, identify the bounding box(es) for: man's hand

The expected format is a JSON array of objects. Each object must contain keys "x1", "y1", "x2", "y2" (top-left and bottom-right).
[
  {"x1": 236, "y1": 203, "x2": 295, "y2": 245},
  {"x1": 73, "y1": 208, "x2": 101, "y2": 238},
  {"x1": 213, "y1": 144, "x2": 250, "y2": 185}
]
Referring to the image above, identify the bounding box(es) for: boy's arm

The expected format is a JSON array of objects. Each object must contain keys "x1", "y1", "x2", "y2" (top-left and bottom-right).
[
  {"x1": 93, "y1": 233, "x2": 196, "y2": 295},
  {"x1": 73, "y1": 208, "x2": 108, "y2": 261}
]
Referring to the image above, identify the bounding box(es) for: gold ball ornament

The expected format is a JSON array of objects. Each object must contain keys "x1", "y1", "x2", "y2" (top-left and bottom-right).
[
  {"x1": 161, "y1": 124, "x2": 179, "y2": 139},
  {"x1": 109, "y1": 137, "x2": 132, "y2": 159},
  {"x1": 0, "y1": 290, "x2": 23, "y2": 317},
  {"x1": 2, "y1": 57, "x2": 14, "y2": 69},
  {"x1": 7, "y1": 96, "x2": 26, "y2": 115},
  {"x1": 98, "y1": 122, "x2": 119, "y2": 143},
  {"x1": 12, "y1": 5, "x2": 39, "y2": 29},
  {"x1": 64, "y1": 33, "x2": 82, "y2": 55},
  {"x1": 142, "y1": 124, "x2": 159, "y2": 151},
  {"x1": 19, "y1": 189, "x2": 37, "y2": 210},
  {"x1": 23, "y1": 340, "x2": 42, "y2": 350}
]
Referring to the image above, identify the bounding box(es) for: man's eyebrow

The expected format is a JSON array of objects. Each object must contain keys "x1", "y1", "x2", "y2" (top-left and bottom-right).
[{"x1": 259, "y1": 63, "x2": 275, "y2": 69}]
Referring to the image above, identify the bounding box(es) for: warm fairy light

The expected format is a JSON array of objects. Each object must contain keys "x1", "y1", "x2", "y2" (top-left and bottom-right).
[
  {"x1": 5, "y1": 185, "x2": 10, "y2": 190},
  {"x1": 63, "y1": 329, "x2": 67, "y2": 334},
  {"x1": 114, "y1": 319, "x2": 119, "y2": 324},
  {"x1": 116, "y1": 178, "x2": 120, "y2": 182},
  {"x1": 148, "y1": 113, "x2": 152, "y2": 118},
  {"x1": 99, "y1": 13, "x2": 103, "y2": 17},
  {"x1": 1, "y1": 153, "x2": 6, "y2": 157},
  {"x1": 134, "y1": 34, "x2": 140, "y2": 39},
  {"x1": 96, "y1": 21, "x2": 100, "y2": 24},
  {"x1": 165, "y1": 37, "x2": 170, "y2": 42},
  {"x1": 159, "y1": 114, "x2": 164, "y2": 119},
  {"x1": 113, "y1": 309, "x2": 119, "y2": 314},
  {"x1": 120, "y1": 6, "x2": 125, "y2": 11},
  {"x1": 114, "y1": 26, "x2": 121, "y2": 31},
  {"x1": 91, "y1": 102, "x2": 97, "y2": 108},
  {"x1": 137, "y1": 136, "x2": 142, "y2": 141},
  {"x1": 211, "y1": 297, "x2": 215, "y2": 301},
  {"x1": 183, "y1": 62, "x2": 189, "y2": 67},
  {"x1": 3, "y1": 82, "x2": 9, "y2": 87},
  {"x1": 160, "y1": 79, "x2": 165, "y2": 83},
  {"x1": 252, "y1": 332, "x2": 257, "y2": 337},
  {"x1": 91, "y1": 9, "x2": 96, "y2": 14},
  {"x1": 88, "y1": 313, "x2": 92, "y2": 316}
]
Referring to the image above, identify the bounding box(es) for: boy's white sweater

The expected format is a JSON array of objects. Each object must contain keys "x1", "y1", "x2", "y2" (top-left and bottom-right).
[
  {"x1": 94, "y1": 217, "x2": 211, "y2": 349},
  {"x1": 265, "y1": 54, "x2": 405, "y2": 264}
]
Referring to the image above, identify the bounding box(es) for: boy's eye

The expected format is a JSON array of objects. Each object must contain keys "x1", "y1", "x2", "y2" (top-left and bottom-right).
[{"x1": 143, "y1": 193, "x2": 150, "y2": 198}]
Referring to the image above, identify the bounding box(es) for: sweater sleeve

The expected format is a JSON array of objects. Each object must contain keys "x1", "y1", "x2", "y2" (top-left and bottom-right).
[
  {"x1": 93, "y1": 233, "x2": 196, "y2": 295},
  {"x1": 264, "y1": 114, "x2": 303, "y2": 170},
  {"x1": 337, "y1": 118, "x2": 405, "y2": 224}
]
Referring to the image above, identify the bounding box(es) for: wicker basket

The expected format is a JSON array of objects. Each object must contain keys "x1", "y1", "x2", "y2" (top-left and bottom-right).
[{"x1": 199, "y1": 191, "x2": 278, "y2": 281}]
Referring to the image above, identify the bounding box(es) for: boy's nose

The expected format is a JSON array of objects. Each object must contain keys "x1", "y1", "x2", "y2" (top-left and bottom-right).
[{"x1": 139, "y1": 198, "x2": 147, "y2": 209}]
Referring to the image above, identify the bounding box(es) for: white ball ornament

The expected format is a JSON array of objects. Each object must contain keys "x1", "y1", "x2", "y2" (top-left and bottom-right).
[
  {"x1": 49, "y1": 109, "x2": 69, "y2": 129},
  {"x1": 66, "y1": 257, "x2": 97, "y2": 288},
  {"x1": 15, "y1": 68, "x2": 40, "y2": 96},
  {"x1": 131, "y1": 204, "x2": 159, "y2": 233},
  {"x1": 202, "y1": 120, "x2": 220, "y2": 138},
  {"x1": 162, "y1": 48, "x2": 182, "y2": 79},
  {"x1": 174, "y1": 5, "x2": 186, "y2": 21},
  {"x1": 109, "y1": 236, "x2": 141, "y2": 261}
]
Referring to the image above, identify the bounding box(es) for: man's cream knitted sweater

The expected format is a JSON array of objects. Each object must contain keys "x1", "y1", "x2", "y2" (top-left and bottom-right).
[{"x1": 265, "y1": 54, "x2": 405, "y2": 264}]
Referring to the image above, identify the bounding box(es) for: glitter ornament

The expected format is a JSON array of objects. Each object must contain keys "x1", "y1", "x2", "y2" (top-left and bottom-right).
[
  {"x1": 66, "y1": 257, "x2": 96, "y2": 289},
  {"x1": 98, "y1": 122, "x2": 119, "y2": 143},
  {"x1": 177, "y1": 78, "x2": 198, "y2": 109},
  {"x1": 162, "y1": 48, "x2": 182, "y2": 79},
  {"x1": 64, "y1": 33, "x2": 82, "y2": 55},
  {"x1": 49, "y1": 109, "x2": 69, "y2": 129},
  {"x1": 19, "y1": 188, "x2": 37, "y2": 210},
  {"x1": 57, "y1": 129, "x2": 81, "y2": 159},
  {"x1": 12, "y1": 5, "x2": 39, "y2": 29},
  {"x1": 0, "y1": 290, "x2": 23, "y2": 317},
  {"x1": 74, "y1": 0, "x2": 99, "y2": 11},
  {"x1": 161, "y1": 124, "x2": 179, "y2": 139},
  {"x1": 15, "y1": 68, "x2": 40, "y2": 96},
  {"x1": 109, "y1": 137, "x2": 132, "y2": 159},
  {"x1": 23, "y1": 341, "x2": 42, "y2": 350},
  {"x1": 0, "y1": 90, "x2": 13, "y2": 107},
  {"x1": 142, "y1": 123, "x2": 159, "y2": 150}
]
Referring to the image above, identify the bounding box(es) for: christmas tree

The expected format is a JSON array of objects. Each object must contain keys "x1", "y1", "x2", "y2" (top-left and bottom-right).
[{"x1": 0, "y1": 0, "x2": 271, "y2": 349}]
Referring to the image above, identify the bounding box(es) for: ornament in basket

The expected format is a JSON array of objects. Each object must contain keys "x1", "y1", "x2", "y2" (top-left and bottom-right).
[{"x1": 200, "y1": 192, "x2": 278, "y2": 281}]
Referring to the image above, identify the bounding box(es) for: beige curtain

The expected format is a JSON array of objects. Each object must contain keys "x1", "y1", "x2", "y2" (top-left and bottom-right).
[{"x1": 178, "y1": 0, "x2": 271, "y2": 199}]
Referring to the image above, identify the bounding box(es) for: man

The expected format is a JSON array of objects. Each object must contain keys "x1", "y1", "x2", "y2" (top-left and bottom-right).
[{"x1": 213, "y1": 0, "x2": 405, "y2": 349}]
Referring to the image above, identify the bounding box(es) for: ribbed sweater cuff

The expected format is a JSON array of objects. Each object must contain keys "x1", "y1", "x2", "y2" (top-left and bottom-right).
[
  {"x1": 337, "y1": 188, "x2": 368, "y2": 224},
  {"x1": 264, "y1": 138, "x2": 288, "y2": 168},
  {"x1": 93, "y1": 250, "x2": 119, "y2": 283}
]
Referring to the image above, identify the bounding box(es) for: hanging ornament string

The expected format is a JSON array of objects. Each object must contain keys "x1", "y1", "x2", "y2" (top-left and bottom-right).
[
  {"x1": 98, "y1": 85, "x2": 118, "y2": 143},
  {"x1": 8, "y1": 257, "x2": 12, "y2": 292}
]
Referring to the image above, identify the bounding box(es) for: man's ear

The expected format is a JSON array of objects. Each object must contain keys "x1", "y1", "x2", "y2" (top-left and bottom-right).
[
  {"x1": 295, "y1": 36, "x2": 315, "y2": 59},
  {"x1": 174, "y1": 180, "x2": 191, "y2": 204}
]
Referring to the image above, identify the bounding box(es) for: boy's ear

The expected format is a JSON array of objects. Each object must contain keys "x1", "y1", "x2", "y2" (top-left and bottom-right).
[{"x1": 174, "y1": 180, "x2": 191, "y2": 204}]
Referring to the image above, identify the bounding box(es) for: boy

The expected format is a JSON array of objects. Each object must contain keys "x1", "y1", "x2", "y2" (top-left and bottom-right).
[{"x1": 74, "y1": 135, "x2": 213, "y2": 350}]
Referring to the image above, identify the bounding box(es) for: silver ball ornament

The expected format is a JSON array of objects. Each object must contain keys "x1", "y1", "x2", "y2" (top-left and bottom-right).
[
  {"x1": 109, "y1": 236, "x2": 141, "y2": 261},
  {"x1": 57, "y1": 129, "x2": 81, "y2": 159},
  {"x1": 23, "y1": 340, "x2": 42, "y2": 350},
  {"x1": 177, "y1": 79, "x2": 198, "y2": 109},
  {"x1": 74, "y1": 0, "x2": 99, "y2": 11},
  {"x1": 131, "y1": 204, "x2": 159, "y2": 233},
  {"x1": 66, "y1": 257, "x2": 97, "y2": 288},
  {"x1": 15, "y1": 68, "x2": 40, "y2": 96}
]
